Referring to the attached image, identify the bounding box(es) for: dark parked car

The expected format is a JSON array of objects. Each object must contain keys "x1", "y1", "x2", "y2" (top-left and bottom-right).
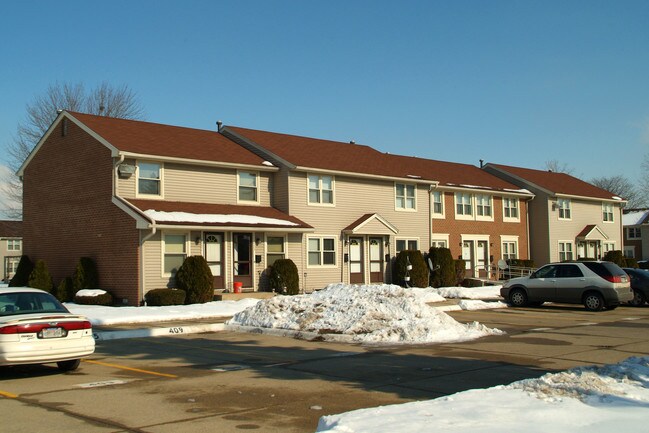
[
  {"x1": 501, "y1": 261, "x2": 632, "y2": 311},
  {"x1": 623, "y1": 268, "x2": 649, "y2": 306}
]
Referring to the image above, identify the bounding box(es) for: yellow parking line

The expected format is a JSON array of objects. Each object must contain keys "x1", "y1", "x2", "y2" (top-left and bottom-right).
[
  {"x1": 0, "y1": 390, "x2": 18, "y2": 399},
  {"x1": 83, "y1": 359, "x2": 177, "y2": 378}
]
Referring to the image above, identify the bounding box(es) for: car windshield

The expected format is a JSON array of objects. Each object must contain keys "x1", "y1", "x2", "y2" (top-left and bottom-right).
[{"x1": 0, "y1": 292, "x2": 69, "y2": 317}]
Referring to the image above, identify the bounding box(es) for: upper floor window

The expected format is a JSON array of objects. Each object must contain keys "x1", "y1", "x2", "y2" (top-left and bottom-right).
[
  {"x1": 138, "y1": 162, "x2": 161, "y2": 196},
  {"x1": 308, "y1": 236, "x2": 336, "y2": 266},
  {"x1": 557, "y1": 198, "x2": 571, "y2": 220},
  {"x1": 308, "y1": 175, "x2": 334, "y2": 205},
  {"x1": 238, "y1": 171, "x2": 258, "y2": 202},
  {"x1": 602, "y1": 203, "x2": 614, "y2": 222},
  {"x1": 395, "y1": 183, "x2": 416, "y2": 210},
  {"x1": 7, "y1": 239, "x2": 21, "y2": 251},
  {"x1": 432, "y1": 191, "x2": 444, "y2": 216},
  {"x1": 503, "y1": 197, "x2": 519, "y2": 221},
  {"x1": 628, "y1": 227, "x2": 641, "y2": 239},
  {"x1": 476, "y1": 194, "x2": 492, "y2": 218},
  {"x1": 455, "y1": 193, "x2": 472, "y2": 217},
  {"x1": 396, "y1": 238, "x2": 419, "y2": 252}
]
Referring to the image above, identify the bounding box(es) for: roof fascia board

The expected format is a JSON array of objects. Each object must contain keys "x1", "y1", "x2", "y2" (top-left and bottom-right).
[
  {"x1": 221, "y1": 127, "x2": 296, "y2": 169},
  {"x1": 117, "y1": 151, "x2": 279, "y2": 172},
  {"x1": 153, "y1": 224, "x2": 314, "y2": 233},
  {"x1": 294, "y1": 166, "x2": 439, "y2": 186},
  {"x1": 438, "y1": 184, "x2": 534, "y2": 197},
  {"x1": 554, "y1": 193, "x2": 626, "y2": 204},
  {"x1": 112, "y1": 196, "x2": 153, "y2": 229}
]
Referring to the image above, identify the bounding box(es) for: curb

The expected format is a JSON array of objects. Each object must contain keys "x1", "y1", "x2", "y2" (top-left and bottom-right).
[{"x1": 93, "y1": 323, "x2": 226, "y2": 341}]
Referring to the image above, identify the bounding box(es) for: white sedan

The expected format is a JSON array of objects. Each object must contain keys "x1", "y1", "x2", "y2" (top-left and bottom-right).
[{"x1": 0, "y1": 287, "x2": 95, "y2": 371}]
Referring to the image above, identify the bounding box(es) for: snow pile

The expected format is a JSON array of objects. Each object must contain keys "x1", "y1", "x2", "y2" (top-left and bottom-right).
[
  {"x1": 316, "y1": 356, "x2": 649, "y2": 433},
  {"x1": 430, "y1": 285, "x2": 502, "y2": 299},
  {"x1": 227, "y1": 283, "x2": 503, "y2": 344},
  {"x1": 76, "y1": 289, "x2": 108, "y2": 297}
]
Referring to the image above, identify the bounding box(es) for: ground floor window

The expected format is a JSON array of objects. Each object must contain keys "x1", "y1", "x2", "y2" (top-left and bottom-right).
[
  {"x1": 431, "y1": 240, "x2": 447, "y2": 248},
  {"x1": 266, "y1": 236, "x2": 286, "y2": 267},
  {"x1": 603, "y1": 242, "x2": 615, "y2": 254},
  {"x1": 164, "y1": 234, "x2": 187, "y2": 275},
  {"x1": 624, "y1": 246, "x2": 635, "y2": 258},
  {"x1": 4, "y1": 257, "x2": 19, "y2": 280},
  {"x1": 308, "y1": 237, "x2": 336, "y2": 266},
  {"x1": 396, "y1": 238, "x2": 419, "y2": 252},
  {"x1": 502, "y1": 241, "x2": 518, "y2": 260},
  {"x1": 558, "y1": 241, "x2": 574, "y2": 262}
]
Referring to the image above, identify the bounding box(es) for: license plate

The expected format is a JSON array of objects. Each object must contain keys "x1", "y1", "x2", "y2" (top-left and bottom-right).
[{"x1": 41, "y1": 327, "x2": 64, "y2": 339}]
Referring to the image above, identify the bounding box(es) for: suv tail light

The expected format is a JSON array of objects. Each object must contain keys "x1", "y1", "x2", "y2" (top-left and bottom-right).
[{"x1": 602, "y1": 275, "x2": 625, "y2": 283}]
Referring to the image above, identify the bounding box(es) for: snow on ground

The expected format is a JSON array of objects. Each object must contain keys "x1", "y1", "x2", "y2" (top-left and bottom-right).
[
  {"x1": 227, "y1": 283, "x2": 504, "y2": 344},
  {"x1": 316, "y1": 356, "x2": 649, "y2": 433},
  {"x1": 429, "y1": 285, "x2": 502, "y2": 299}
]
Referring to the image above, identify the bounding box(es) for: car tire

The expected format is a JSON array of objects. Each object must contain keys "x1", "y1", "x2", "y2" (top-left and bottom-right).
[
  {"x1": 629, "y1": 290, "x2": 647, "y2": 307},
  {"x1": 57, "y1": 359, "x2": 81, "y2": 372},
  {"x1": 509, "y1": 288, "x2": 528, "y2": 307},
  {"x1": 583, "y1": 292, "x2": 605, "y2": 312}
]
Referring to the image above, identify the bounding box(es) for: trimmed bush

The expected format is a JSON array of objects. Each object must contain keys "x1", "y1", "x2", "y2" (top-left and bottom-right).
[
  {"x1": 427, "y1": 247, "x2": 456, "y2": 288},
  {"x1": 175, "y1": 256, "x2": 214, "y2": 304},
  {"x1": 74, "y1": 290, "x2": 113, "y2": 306},
  {"x1": 269, "y1": 259, "x2": 300, "y2": 295},
  {"x1": 454, "y1": 260, "x2": 466, "y2": 286},
  {"x1": 603, "y1": 250, "x2": 625, "y2": 267},
  {"x1": 9, "y1": 255, "x2": 33, "y2": 287},
  {"x1": 145, "y1": 288, "x2": 186, "y2": 306},
  {"x1": 624, "y1": 257, "x2": 638, "y2": 268},
  {"x1": 55, "y1": 277, "x2": 75, "y2": 302},
  {"x1": 28, "y1": 260, "x2": 53, "y2": 292},
  {"x1": 73, "y1": 257, "x2": 99, "y2": 291},
  {"x1": 392, "y1": 250, "x2": 428, "y2": 288}
]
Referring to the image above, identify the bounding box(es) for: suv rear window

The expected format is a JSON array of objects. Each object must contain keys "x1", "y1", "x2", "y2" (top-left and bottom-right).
[{"x1": 582, "y1": 262, "x2": 626, "y2": 277}]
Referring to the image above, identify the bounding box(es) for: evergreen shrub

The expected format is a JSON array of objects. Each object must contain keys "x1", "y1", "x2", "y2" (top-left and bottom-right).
[
  {"x1": 453, "y1": 260, "x2": 466, "y2": 286},
  {"x1": 145, "y1": 288, "x2": 187, "y2": 306},
  {"x1": 55, "y1": 277, "x2": 75, "y2": 302},
  {"x1": 175, "y1": 256, "x2": 214, "y2": 304},
  {"x1": 74, "y1": 290, "x2": 113, "y2": 306},
  {"x1": 269, "y1": 259, "x2": 300, "y2": 295},
  {"x1": 28, "y1": 260, "x2": 53, "y2": 292},
  {"x1": 602, "y1": 250, "x2": 625, "y2": 267},
  {"x1": 427, "y1": 247, "x2": 456, "y2": 288},
  {"x1": 73, "y1": 257, "x2": 99, "y2": 291},
  {"x1": 392, "y1": 250, "x2": 428, "y2": 288},
  {"x1": 9, "y1": 255, "x2": 33, "y2": 287}
]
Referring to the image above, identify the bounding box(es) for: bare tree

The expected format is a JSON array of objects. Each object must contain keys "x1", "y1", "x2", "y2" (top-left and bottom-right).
[
  {"x1": 638, "y1": 154, "x2": 649, "y2": 207},
  {"x1": 1, "y1": 82, "x2": 145, "y2": 218},
  {"x1": 544, "y1": 159, "x2": 575, "y2": 175},
  {"x1": 590, "y1": 175, "x2": 644, "y2": 208}
]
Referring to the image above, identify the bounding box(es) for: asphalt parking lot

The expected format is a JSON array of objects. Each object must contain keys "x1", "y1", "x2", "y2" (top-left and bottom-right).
[{"x1": 1, "y1": 304, "x2": 648, "y2": 433}]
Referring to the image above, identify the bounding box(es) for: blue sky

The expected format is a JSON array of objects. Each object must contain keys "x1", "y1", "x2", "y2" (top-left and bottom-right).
[{"x1": 2, "y1": 0, "x2": 649, "y2": 183}]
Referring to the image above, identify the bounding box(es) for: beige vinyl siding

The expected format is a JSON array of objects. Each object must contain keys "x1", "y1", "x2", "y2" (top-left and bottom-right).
[
  {"x1": 273, "y1": 168, "x2": 291, "y2": 213},
  {"x1": 142, "y1": 231, "x2": 166, "y2": 294},
  {"x1": 116, "y1": 158, "x2": 137, "y2": 197},
  {"x1": 527, "y1": 194, "x2": 552, "y2": 265}
]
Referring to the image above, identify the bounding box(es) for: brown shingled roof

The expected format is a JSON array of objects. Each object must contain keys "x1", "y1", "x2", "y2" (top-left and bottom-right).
[
  {"x1": 0, "y1": 220, "x2": 22, "y2": 238},
  {"x1": 68, "y1": 112, "x2": 267, "y2": 166},
  {"x1": 126, "y1": 199, "x2": 312, "y2": 230},
  {"x1": 489, "y1": 164, "x2": 621, "y2": 200}
]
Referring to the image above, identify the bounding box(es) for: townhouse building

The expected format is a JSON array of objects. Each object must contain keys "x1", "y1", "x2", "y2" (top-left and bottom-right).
[
  {"x1": 622, "y1": 208, "x2": 649, "y2": 260},
  {"x1": 0, "y1": 220, "x2": 22, "y2": 282},
  {"x1": 19, "y1": 111, "x2": 531, "y2": 304},
  {"x1": 484, "y1": 164, "x2": 625, "y2": 266}
]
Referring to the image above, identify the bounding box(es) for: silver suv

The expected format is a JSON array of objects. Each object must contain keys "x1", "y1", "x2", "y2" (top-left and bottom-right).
[{"x1": 501, "y1": 261, "x2": 633, "y2": 311}]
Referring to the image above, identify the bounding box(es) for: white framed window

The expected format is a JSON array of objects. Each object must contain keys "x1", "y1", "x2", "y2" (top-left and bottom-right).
[
  {"x1": 238, "y1": 171, "x2": 258, "y2": 202},
  {"x1": 628, "y1": 227, "x2": 641, "y2": 239},
  {"x1": 432, "y1": 190, "x2": 444, "y2": 217},
  {"x1": 6, "y1": 257, "x2": 19, "y2": 277},
  {"x1": 603, "y1": 242, "x2": 615, "y2": 253},
  {"x1": 557, "y1": 198, "x2": 571, "y2": 220},
  {"x1": 558, "y1": 241, "x2": 574, "y2": 261},
  {"x1": 163, "y1": 233, "x2": 187, "y2": 275},
  {"x1": 308, "y1": 236, "x2": 336, "y2": 266},
  {"x1": 308, "y1": 175, "x2": 334, "y2": 205},
  {"x1": 137, "y1": 161, "x2": 162, "y2": 196},
  {"x1": 602, "y1": 203, "x2": 614, "y2": 222},
  {"x1": 396, "y1": 238, "x2": 419, "y2": 252},
  {"x1": 502, "y1": 241, "x2": 518, "y2": 260},
  {"x1": 7, "y1": 239, "x2": 21, "y2": 251},
  {"x1": 431, "y1": 240, "x2": 447, "y2": 248},
  {"x1": 266, "y1": 235, "x2": 286, "y2": 267},
  {"x1": 476, "y1": 194, "x2": 493, "y2": 220},
  {"x1": 503, "y1": 197, "x2": 520, "y2": 222},
  {"x1": 455, "y1": 193, "x2": 473, "y2": 218},
  {"x1": 395, "y1": 183, "x2": 416, "y2": 210},
  {"x1": 624, "y1": 246, "x2": 636, "y2": 258}
]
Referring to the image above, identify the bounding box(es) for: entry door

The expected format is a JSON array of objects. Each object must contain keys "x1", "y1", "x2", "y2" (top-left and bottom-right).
[
  {"x1": 369, "y1": 237, "x2": 384, "y2": 283},
  {"x1": 205, "y1": 232, "x2": 224, "y2": 289},
  {"x1": 349, "y1": 237, "x2": 364, "y2": 284},
  {"x1": 476, "y1": 240, "x2": 489, "y2": 278},
  {"x1": 233, "y1": 233, "x2": 252, "y2": 287},
  {"x1": 462, "y1": 241, "x2": 473, "y2": 277}
]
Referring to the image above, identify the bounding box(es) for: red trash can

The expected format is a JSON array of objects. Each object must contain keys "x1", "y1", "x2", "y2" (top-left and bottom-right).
[{"x1": 233, "y1": 282, "x2": 243, "y2": 293}]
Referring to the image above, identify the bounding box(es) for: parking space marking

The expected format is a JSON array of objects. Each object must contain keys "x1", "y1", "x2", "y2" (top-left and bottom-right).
[
  {"x1": 77, "y1": 379, "x2": 129, "y2": 388},
  {"x1": 0, "y1": 390, "x2": 18, "y2": 399},
  {"x1": 84, "y1": 359, "x2": 178, "y2": 378}
]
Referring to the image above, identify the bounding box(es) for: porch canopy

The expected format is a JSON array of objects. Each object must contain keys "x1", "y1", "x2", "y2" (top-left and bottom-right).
[
  {"x1": 576, "y1": 224, "x2": 609, "y2": 242},
  {"x1": 124, "y1": 198, "x2": 313, "y2": 232},
  {"x1": 342, "y1": 213, "x2": 399, "y2": 235}
]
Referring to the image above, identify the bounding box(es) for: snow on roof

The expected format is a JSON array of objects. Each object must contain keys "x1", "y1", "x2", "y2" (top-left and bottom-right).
[
  {"x1": 623, "y1": 210, "x2": 649, "y2": 226},
  {"x1": 144, "y1": 210, "x2": 299, "y2": 226}
]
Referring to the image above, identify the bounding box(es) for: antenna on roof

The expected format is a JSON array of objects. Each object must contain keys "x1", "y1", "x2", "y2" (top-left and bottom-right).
[
  {"x1": 216, "y1": 120, "x2": 223, "y2": 132},
  {"x1": 479, "y1": 159, "x2": 484, "y2": 168}
]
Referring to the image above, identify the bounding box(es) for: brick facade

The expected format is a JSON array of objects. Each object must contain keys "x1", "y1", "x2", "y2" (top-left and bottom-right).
[{"x1": 22, "y1": 120, "x2": 141, "y2": 304}]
